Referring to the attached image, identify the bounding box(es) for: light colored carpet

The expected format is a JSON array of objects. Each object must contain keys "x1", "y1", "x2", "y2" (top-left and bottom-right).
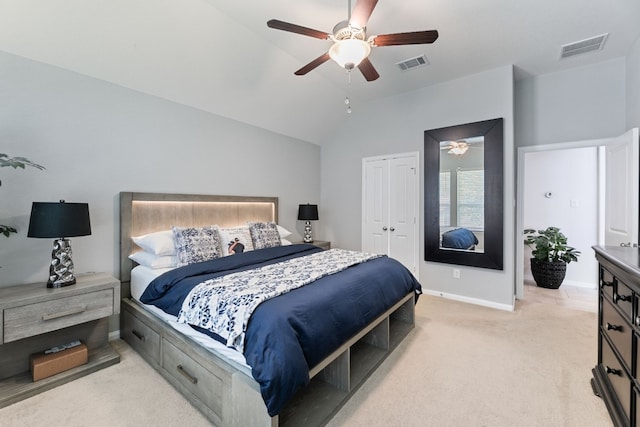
[{"x1": 0, "y1": 295, "x2": 612, "y2": 427}]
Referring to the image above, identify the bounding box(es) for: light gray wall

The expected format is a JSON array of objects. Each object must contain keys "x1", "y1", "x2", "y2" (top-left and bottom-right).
[
  {"x1": 320, "y1": 66, "x2": 516, "y2": 309},
  {"x1": 0, "y1": 51, "x2": 320, "y2": 289},
  {"x1": 515, "y1": 58, "x2": 626, "y2": 147},
  {"x1": 523, "y1": 147, "x2": 599, "y2": 287},
  {"x1": 627, "y1": 36, "x2": 640, "y2": 129}
]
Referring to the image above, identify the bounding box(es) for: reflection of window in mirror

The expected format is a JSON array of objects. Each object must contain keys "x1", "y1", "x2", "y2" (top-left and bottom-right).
[{"x1": 438, "y1": 137, "x2": 485, "y2": 253}]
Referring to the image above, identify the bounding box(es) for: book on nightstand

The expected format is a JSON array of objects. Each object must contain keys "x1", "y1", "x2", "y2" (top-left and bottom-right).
[{"x1": 30, "y1": 343, "x2": 88, "y2": 382}]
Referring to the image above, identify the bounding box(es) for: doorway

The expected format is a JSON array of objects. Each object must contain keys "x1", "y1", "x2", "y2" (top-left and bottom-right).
[{"x1": 515, "y1": 129, "x2": 639, "y2": 300}]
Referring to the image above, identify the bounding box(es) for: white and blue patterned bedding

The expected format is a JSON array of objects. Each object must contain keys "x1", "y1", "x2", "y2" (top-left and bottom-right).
[
  {"x1": 140, "y1": 244, "x2": 421, "y2": 417},
  {"x1": 177, "y1": 249, "x2": 382, "y2": 352}
]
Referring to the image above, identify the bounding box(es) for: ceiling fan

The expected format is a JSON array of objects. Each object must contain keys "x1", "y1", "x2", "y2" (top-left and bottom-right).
[{"x1": 267, "y1": 0, "x2": 438, "y2": 82}]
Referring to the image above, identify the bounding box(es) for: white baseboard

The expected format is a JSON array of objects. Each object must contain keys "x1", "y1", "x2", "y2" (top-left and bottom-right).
[{"x1": 422, "y1": 289, "x2": 515, "y2": 312}]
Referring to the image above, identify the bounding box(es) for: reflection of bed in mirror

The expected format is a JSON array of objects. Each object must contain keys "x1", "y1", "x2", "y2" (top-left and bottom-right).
[
  {"x1": 440, "y1": 227, "x2": 482, "y2": 251},
  {"x1": 119, "y1": 192, "x2": 420, "y2": 427}
]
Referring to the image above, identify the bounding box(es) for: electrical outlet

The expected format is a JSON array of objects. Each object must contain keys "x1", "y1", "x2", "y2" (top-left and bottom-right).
[{"x1": 453, "y1": 268, "x2": 461, "y2": 279}]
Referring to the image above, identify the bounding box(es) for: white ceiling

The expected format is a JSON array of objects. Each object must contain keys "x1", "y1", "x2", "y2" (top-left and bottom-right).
[{"x1": 1, "y1": 0, "x2": 639, "y2": 144}]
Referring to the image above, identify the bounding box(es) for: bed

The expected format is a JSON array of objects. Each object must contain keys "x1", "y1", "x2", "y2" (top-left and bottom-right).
[{"x1": 119, "y1": 192, "x2": 420, "y2": 426}]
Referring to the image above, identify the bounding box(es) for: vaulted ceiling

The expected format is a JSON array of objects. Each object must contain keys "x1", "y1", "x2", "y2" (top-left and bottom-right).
[{"x1": 1, "y1": 0, "x2": 639, "y2": 144}]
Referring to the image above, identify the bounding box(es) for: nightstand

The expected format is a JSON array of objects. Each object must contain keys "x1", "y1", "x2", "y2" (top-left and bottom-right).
[
  {"x1": 295, "y1": 240, "x2": 331, "y2": 250},
  {"x1": 0, "y1": 273, "x2": 121, "y2": 408}
]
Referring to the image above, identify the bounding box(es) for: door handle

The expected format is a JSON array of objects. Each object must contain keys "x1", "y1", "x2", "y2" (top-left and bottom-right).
[
  {"x1": 620, "y1": 242, "x2": 632, "y2": 247},
  {"x1": 390, "y1": 227, "x2": 395, "y2": 232},
  {"x1": 382, "y1": 226, "x2": 388, "y2": 231}
]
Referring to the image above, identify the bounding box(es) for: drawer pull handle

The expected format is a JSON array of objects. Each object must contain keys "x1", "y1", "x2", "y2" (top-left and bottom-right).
[
  {"x1": 614, "y1": 294, "x2": 631, "y2": 303},
  {"x1": 606, "y1": 366, "x2": 622, "y2": 376},
  {"x1": 131, "y1": 329, "x2": 146, "y2": 342},
  {"x1": 177, "y1": 365, "x2": 198, "y2": 384},
  {"x1": 42, "y1": 306, "x2": 86, "y2": 321},
  {"x1": 606, "y1": 323, "x2": 623, "y2": 332}
]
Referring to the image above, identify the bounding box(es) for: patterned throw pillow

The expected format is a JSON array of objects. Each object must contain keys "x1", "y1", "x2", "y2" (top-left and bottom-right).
[
  {"x1": 248, "y1": 222, "x2": 282, "y2": 250},
  {"x1": 171, "y1": 226, "x2": 223, "y2": 267}
]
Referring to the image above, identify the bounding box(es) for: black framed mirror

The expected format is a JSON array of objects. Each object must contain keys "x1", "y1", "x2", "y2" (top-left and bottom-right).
[{"x1": 424, "y1": 118, "x2": 503, "y2": 270}]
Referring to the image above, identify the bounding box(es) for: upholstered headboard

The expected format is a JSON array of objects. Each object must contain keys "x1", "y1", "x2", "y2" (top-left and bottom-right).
[{"x1": 119, "y1": 192, "x2": 278, "y2": 296}]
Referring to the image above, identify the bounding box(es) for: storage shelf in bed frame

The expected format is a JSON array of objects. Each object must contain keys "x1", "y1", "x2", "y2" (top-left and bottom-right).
[{"x1": 120, "y1": 292, "x2": 415, "y2": 427}]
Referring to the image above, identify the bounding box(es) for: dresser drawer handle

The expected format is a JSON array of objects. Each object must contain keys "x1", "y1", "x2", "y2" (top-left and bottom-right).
[
  {"x1": 131, "y1": 329, "x2": 146, "y2": 342},
  {"x1": 42, "y1": 306, "x2": 87, "y2": 321},
  {"x1": 606, "y1": 366, "x2": 622, "y2": 376},
  {"x1": 177, "y1": 364, "x2": 198, "y2": 384},
  {"x1": 614, "y1": 294, "x2": 632, "y2": 303},
  {"x1": 606, "y1": 323, "x2": 623, "y2": 332}
]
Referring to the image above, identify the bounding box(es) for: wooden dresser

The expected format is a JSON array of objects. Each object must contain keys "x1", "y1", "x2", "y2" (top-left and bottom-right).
[{"x1": 592, "y1": 246, "x2": 640, "y2": 426}]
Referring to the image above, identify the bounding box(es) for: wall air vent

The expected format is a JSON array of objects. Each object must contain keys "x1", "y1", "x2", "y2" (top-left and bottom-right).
[
  {"x1": 560, "y1": 33, "x2": 608, "y2": 59},
  {"x1": 396, "y1": 54, "x2": 429, "y2": 71}
]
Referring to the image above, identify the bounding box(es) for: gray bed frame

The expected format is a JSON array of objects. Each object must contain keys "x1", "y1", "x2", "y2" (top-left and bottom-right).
[{"x1": 119, "y1": 192, "x2": 416, "y2": 426}]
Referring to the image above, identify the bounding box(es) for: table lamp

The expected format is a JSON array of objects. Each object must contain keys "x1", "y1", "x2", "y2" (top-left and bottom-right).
[
  {"x1": 28, "y1": 200, "x2": 91, "y2": 288},
  {"x1": 297, "y1": 204, "x2": 318, "y2": 243}
]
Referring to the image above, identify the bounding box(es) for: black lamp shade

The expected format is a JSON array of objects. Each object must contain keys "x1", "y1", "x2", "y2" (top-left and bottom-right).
[
  {"x1": 297, "y1": 204, "x2": 319, "y2": 221},
  {"x1": 28, "y1": 201, "x2": 91, "y2": 238}
]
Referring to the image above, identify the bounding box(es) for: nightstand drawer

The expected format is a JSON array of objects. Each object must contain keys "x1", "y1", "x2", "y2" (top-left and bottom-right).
[
  {"x1": 121, "y1": 310, "x2": 161, "y2": 364},
  {"x1": 162, "y1": 340, "x2": 223, "y2": 414},
  {"x1": 3, "y1": 289, "x2": 114, "y2": 343}
]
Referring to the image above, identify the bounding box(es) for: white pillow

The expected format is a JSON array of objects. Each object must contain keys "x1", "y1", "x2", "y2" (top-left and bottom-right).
[
  {"x1": 281, "y1": 238, "x2": 292, "y2": 246},
  {"x1": 277, "y1": 225, "x2": 292, "y2": 239},
  {"x1": 131, "y1": 230, "x2": 176, "y2": 256},
  {"x1": 128, "y1": 251, "x2": 177, "y2": 269},
  {"x1": 217, "y1": 226, "x2": 255, "y2": 256}
]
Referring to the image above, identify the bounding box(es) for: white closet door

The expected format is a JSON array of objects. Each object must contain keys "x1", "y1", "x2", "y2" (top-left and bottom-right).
[
  {"x1": 363, "y1": 159, "x2": 389, "y2": 255},
  {"x1": 362, "y1": 153, "x2": 419, "y2": 277},
  {"x1": 389, "y1": 156, "x2": 418, "y2": 276}
]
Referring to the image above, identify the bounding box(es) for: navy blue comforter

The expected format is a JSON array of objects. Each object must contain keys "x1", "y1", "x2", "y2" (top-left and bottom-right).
[{"x1": 140, "y1": 244, "x2": 421, "y2": 416}]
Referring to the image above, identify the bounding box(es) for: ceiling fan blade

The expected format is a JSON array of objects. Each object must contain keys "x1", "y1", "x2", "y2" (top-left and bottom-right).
[
  {"x1": 357, "y1": 57, "x2": 380, "y2": 81},
  {"x1": 373, "y1": 30, "x2": 439, "y2": 46},
  {"x1": 267, "y1": 19, "x2": 330, "y2": 40},
  {"x1": 349, "y1": 0, "x2": 378, "y2": 29},
  {"x1": 294, "y1": 52, "x2": 331, "y2": 75}
]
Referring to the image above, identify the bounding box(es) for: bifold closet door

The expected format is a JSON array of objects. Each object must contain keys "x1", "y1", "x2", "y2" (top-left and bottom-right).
[{"x1": 362, "y1": 154, "x2": 418, "y2": 277}]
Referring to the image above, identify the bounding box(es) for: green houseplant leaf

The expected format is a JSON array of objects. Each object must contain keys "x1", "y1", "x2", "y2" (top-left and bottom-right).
[
  {"x1": 1, "y1": 154, "x2": 45, "y2": 237},
  {"x1": 524, "y1": 226, "x2": 581, "y2": 264}
]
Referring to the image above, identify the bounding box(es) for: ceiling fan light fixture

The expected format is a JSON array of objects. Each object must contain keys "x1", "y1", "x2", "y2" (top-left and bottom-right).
[
  {"x1": 448, "y1": 141, "x2": 469, "y2": 155},
  {"x1": 329, "y1": 38, "x2": 371, "y2": 69}
]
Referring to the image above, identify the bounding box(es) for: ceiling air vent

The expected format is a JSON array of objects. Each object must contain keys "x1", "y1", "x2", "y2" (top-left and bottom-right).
[
  {"x1": 560, "y1": 33, "x2": 608, "y2": 59},
  {"x1": 396, "y1": 54, "x2": 429, "y2": 71}
]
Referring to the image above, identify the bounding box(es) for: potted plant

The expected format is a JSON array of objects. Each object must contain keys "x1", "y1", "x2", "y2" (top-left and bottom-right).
[
  {"x1": 1, "y1": 153, "x2": 45, "y2": 237},
  {"x1": 524, "y1": 226, "x2": 581, "y2": 289}
]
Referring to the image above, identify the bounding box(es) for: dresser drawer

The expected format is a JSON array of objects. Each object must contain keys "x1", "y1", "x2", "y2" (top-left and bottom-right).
[
  {"x1": 602, "y1": 339, "x2": 631, "y2": 422},
  {"x1": 122, "y1": 310, "x2": 161, "y2": 364},
  {"x1": 602, "y1": 297, "x2": 633, "y2": 370},
  {"x1": 162, "y1": 339, "x2": 223, "y2": 414},
  {"x1": 600, "y1": 267, "x2": 615, "y2": 301},
  {"x1": 614, "y1": 281, "x2": 634, "y2": 320},
  {"x1": 3, "y1": 289, "x2": 114, "y2": 343}
]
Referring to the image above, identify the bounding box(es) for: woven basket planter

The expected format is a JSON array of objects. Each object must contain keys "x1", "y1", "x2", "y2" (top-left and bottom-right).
[{"x1": 530, "y1": 258, "x2": 567, "y2": 289}]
